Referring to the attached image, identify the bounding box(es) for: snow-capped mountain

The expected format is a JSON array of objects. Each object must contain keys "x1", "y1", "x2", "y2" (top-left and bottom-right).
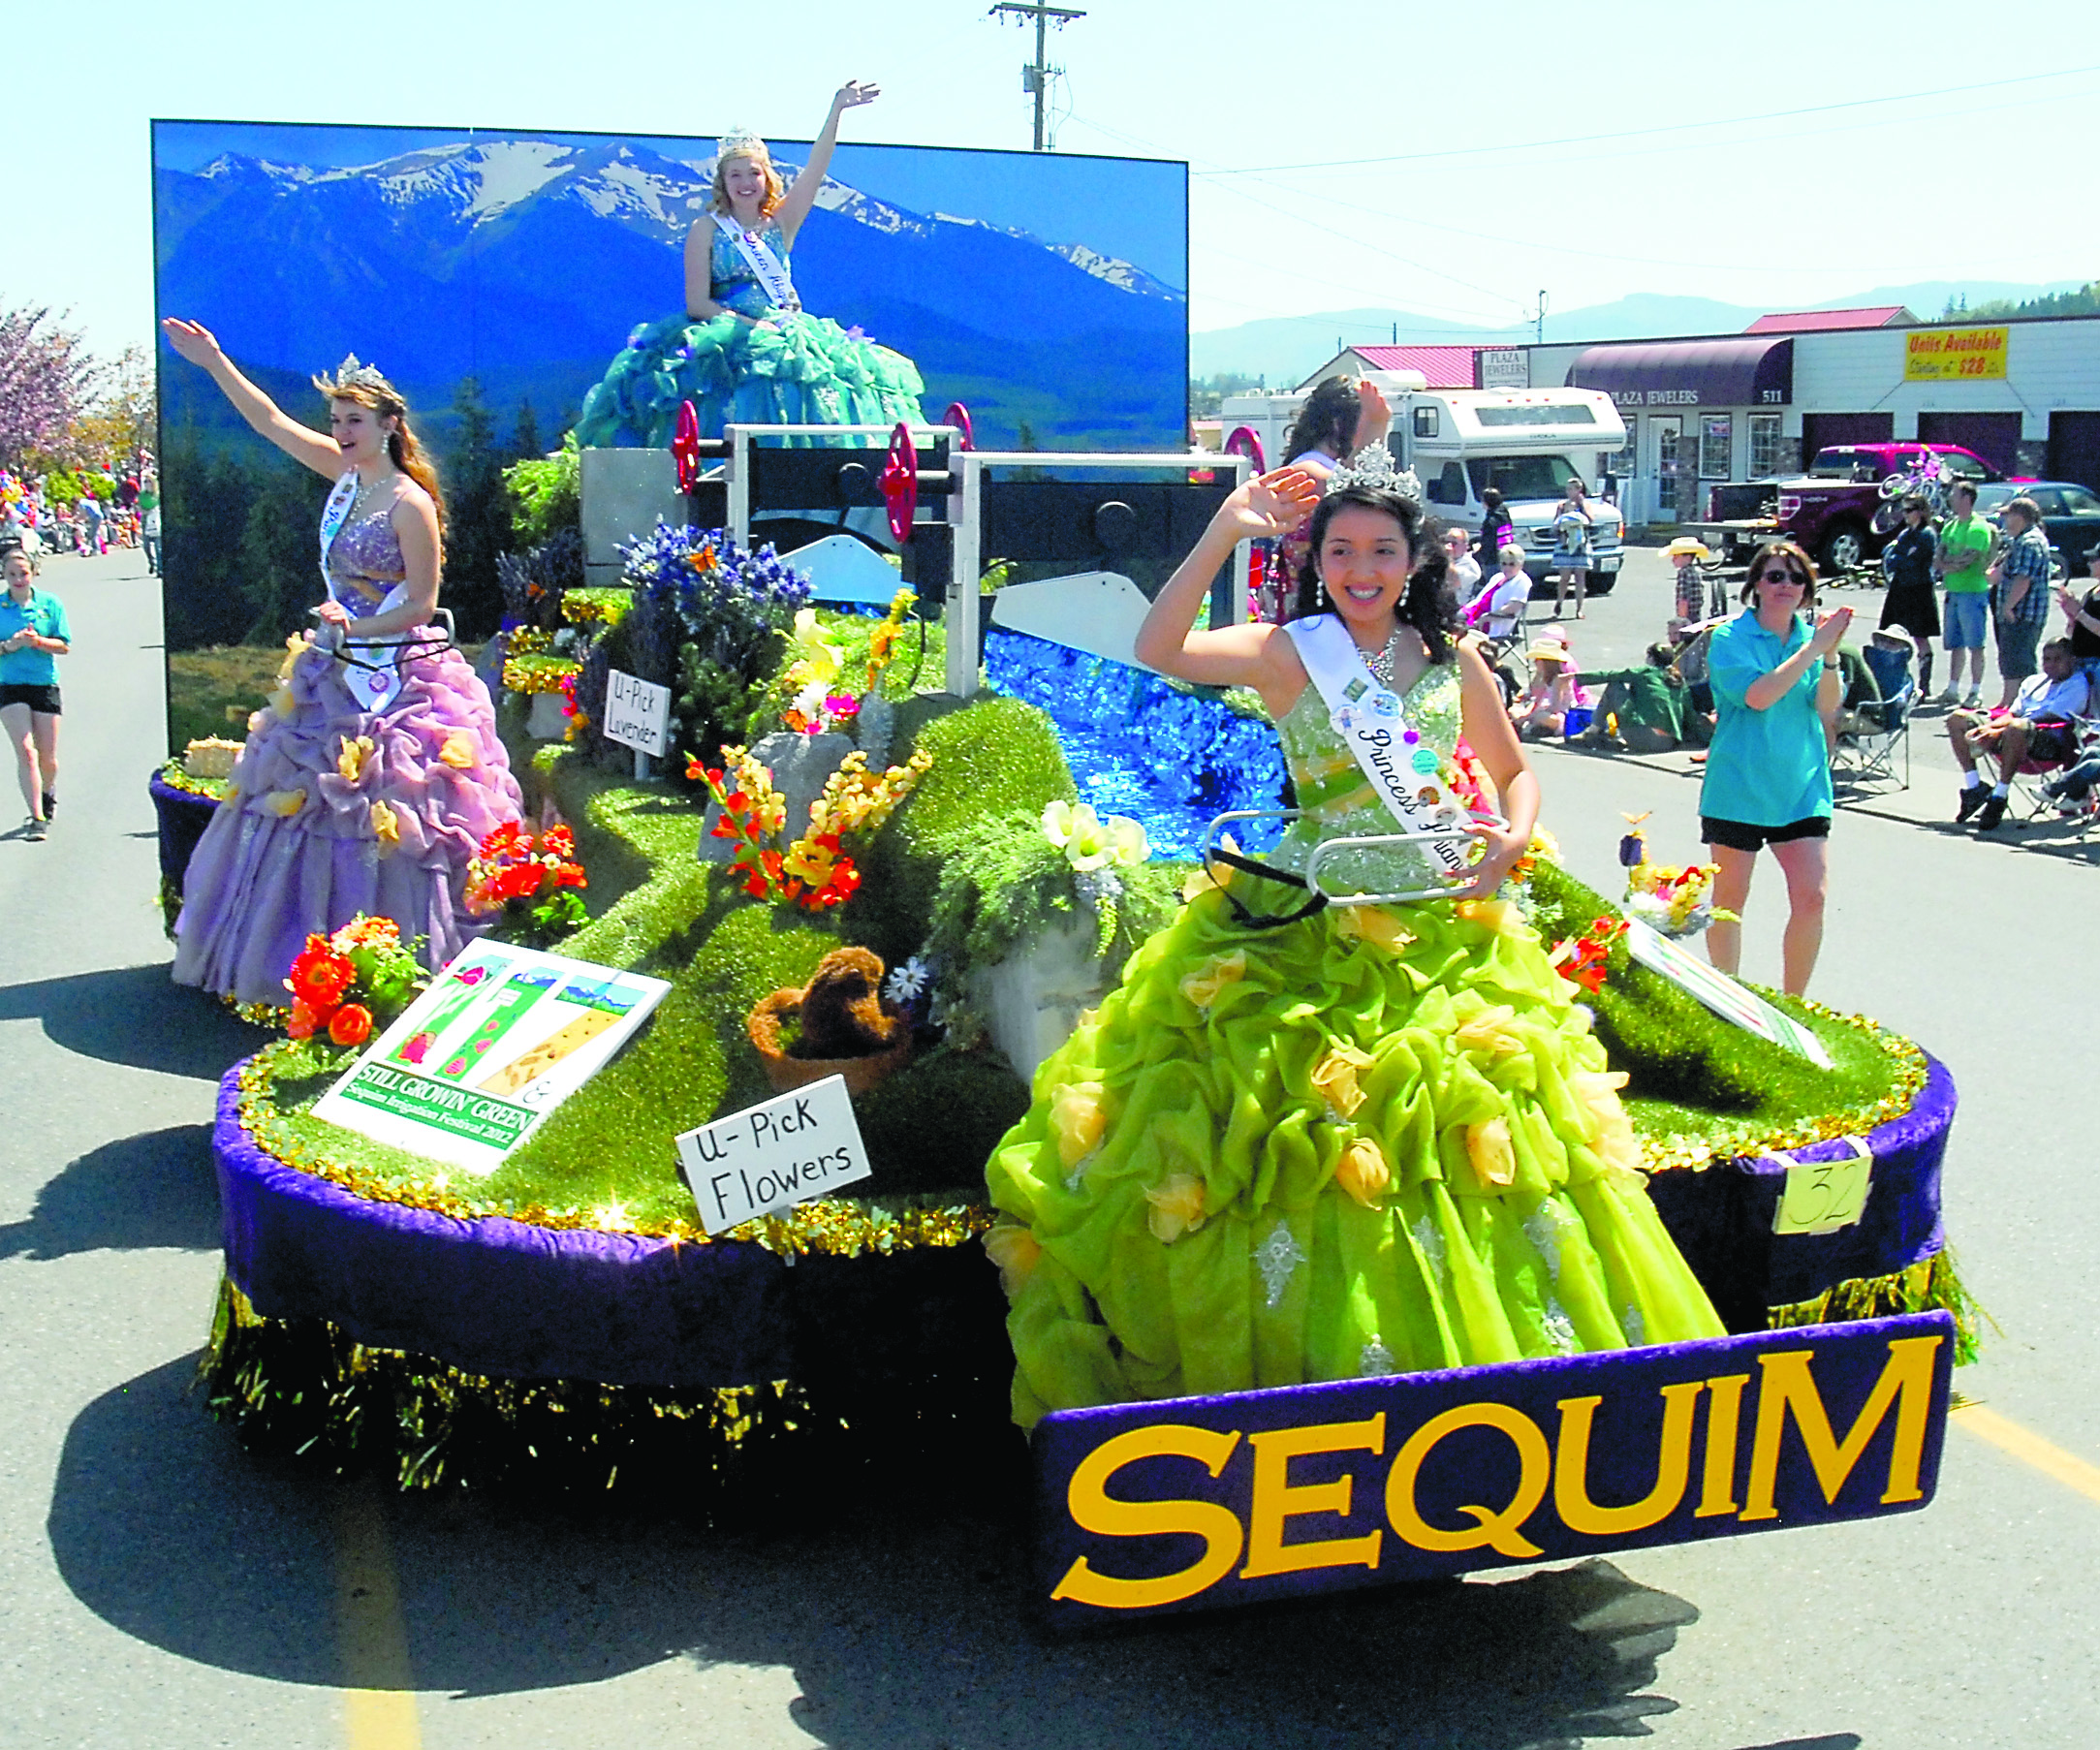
[{"x1": 154, "y1": 129, "x2": 1187, "y2": 453}]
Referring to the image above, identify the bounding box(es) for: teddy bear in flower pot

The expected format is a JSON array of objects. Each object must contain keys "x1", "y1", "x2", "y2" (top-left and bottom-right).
[{"x1": 748, "y1": 947, "x2": 913, "y2": 1096}]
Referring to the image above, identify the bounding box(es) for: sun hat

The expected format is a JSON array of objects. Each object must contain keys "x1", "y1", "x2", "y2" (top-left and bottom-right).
[
  {"x1": 1526, "y1": 637, "x2": 1573, "y2": 664},
  {"x1": 1664, "y1": 536, "x2": 1711, "y2": 560}
]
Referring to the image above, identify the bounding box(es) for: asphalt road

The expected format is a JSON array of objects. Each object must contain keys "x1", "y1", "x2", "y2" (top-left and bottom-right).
[{"x1": 3, "y1": 547, "x2": 2096, "y2": 1749}]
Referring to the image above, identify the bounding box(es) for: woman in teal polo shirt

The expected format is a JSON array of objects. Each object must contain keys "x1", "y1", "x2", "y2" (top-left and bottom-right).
[
  {"x1": 0, "y1": 544, "x2": 70, "y2": 842},
  {"x1": 1700, "y1": 540, "x2": 1851, "y2": 996}
]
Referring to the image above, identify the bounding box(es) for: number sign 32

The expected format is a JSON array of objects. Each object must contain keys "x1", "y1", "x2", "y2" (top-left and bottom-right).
[{"x1": 1771, "y1": 1138, "x2": 1873, "y2": 1236}]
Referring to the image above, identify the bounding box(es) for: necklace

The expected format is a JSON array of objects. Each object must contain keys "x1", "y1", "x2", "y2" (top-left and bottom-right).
[{"x1": 1361, "y1": 627, "x2": 1405, "y2": 690}]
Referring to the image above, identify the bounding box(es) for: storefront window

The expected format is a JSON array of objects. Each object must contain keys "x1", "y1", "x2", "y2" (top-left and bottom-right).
[
  {"x1": 1749, "y1": 414, "x2": 1782, "y2": 477},
  {"x1": 1700, "y1": 415, "x2": 1733, "y2": 480},
  {"x1": 1607, "y1": 416, "x2": 1637, "y2": 484}
]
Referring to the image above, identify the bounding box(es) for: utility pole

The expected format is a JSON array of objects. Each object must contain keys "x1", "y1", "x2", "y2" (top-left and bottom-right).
[
  {"x1": 988, "y1": 2, "x2": 1085, "y2": 151},
  {"x1": 1530, "y1": 290, "x2": 1549, "y2": 346}
]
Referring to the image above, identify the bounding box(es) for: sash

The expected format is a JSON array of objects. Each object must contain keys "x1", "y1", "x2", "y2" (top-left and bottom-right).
[
  {"x1": 316, "y1": 472, "x2": 409, "y2": 714},
  {"x1": 1283, "y1": 615, "x2": 1472, "y2": 881},
  {"x1": 713, "y1": 215, "x2": 799, "y2": 312}
]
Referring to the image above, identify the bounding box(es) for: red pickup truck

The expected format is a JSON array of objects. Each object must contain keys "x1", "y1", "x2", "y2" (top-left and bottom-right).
[{"x1": 1689, "y1": 443, "x2": 2005, "y2": 574}]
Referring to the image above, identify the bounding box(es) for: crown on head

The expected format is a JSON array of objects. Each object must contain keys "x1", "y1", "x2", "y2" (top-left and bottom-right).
[
  {"x1": 1323, "y1": 441, "x2": 1424, "y2": 509},
  {"x1": 316, "y1": 353, "x2": 393, "y2": 395},
  {"x1": 715, "y1": 128, "x2": 769, "y2": 165}
]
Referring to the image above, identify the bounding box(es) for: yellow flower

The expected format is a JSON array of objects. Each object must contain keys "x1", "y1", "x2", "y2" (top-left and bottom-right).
[
  {"x1": 268, "y1": 686, "x2": 297, "y2": 718},
  {"x1": 369, "y1": 800, "x2": 401, "y2": 851},
  {"x1": 1455, "y1": 897, "x2": 1523, "y2": 936},
  {"x1": 1334, "y1": 1136, "x2": 1392, "y2": 1208},
  {"x1": 439, "y1": 732, "x2": 477, "y2": 769},
  {"x1": 1310, "y1": 1042, "x2": 1376, "y2": 1118},
  {"x1": 263, "y1": 788, "x2": 306, "y2": 817},
  {"x1": 246, "y1": 710, "x2": 269, "y2": 735},
  {"x1": 788, "y1": 608, "x2": 843, "y2": 686},
  {"x1": 1570, "y1": 1070, "x2": 1640, "y2": 1173},
  {"x1": 336, "y1": 734, "x2": 375, "y2": 782},
  {"x1": 1455, "y1": 1003, "x2": 1525, "y2": 1057},
  {"x1": 1049, "y1": 1080, "x2": 1108, "y2": 1170},
  {"x1": 983, "y1": 1222, "x2": 1043, "y2": 1297},
  {"x1": 783, "y1": 836, "x2": 838, "y2": 888},
  {"x1": 1042, "y1": 798, "x2": 1147, "y2": 871},
  {"x1": 276, "y1": 632, "x2": 311, "y2": 683},
  {"x1": 1144, "y1": 1172, "x2": 1208, "y2": 1243},
  {"x1": 1337, "y1": 908, "x2": 1416, "y2": 953},
  {"x1": 1178, "y1": 950, "x2": 1246, "y2": 1011},
  {"x1": 1466, "y1": 1116, "x2": 1517, "y2": 1190}
]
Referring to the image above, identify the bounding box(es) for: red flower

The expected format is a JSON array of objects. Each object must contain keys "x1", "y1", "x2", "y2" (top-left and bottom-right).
[
  {"x1": 286, "y1": 999, "x2": 323, "y2": 1041},
  {"x1": 328, "y1": 1004, "x2": 374, "y2": 1047},
  {"x1": 542, "y1": 825, "x2": 575, "y2": 858},
  {"x1": 288, "y1": 943, "x2": 355, "y2": 1008},
  {"x1": 551, "y1": 862, "x2": 587, "y2": 890}
]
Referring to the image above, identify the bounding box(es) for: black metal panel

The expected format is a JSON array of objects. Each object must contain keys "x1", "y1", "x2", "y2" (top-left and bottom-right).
[
  {"x1": 979, "y1": 479, "x2": 1237, "y2": 563},
  {"x1": 683, "y1": 480, "x2": 728, "y2": 530},
  {"x1": 747, "y1": 437, "x2": 949, "y2": 515}
]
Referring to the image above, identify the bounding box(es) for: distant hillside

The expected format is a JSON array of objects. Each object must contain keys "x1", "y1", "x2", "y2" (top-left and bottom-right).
[{"x1": 1193, "y1": 280, "x2": 2090, "y2": 387}]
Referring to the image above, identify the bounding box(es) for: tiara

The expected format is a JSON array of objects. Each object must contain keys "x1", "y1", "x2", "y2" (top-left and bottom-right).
[
  {"x1": 1324, "y1": 441, "x2": 1424, "y2": 508},
  {"x1": 715, "y1": 128, "x2": 768, "y2": 163},
  {"x1": 316, "y1": 354, "x2": 392, "y2": 394}
]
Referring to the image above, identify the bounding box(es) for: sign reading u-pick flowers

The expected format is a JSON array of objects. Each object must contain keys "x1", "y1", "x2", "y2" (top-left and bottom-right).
[{"x1": 312, "y1": 944, "x2": 671, "y2": 1173}]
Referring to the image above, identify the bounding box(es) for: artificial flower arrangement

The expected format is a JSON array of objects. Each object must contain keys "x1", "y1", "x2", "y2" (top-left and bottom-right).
[
  {"x1": 464, "y1": 821, "x2": 589, "y2": 948},
  {"x1": 283, "y1": 916, "x2": 428, "y2": 1049},
  {"x1": 500, "y1": 624, "x2": 581, "y2": 697},
  {"x1": 1618, "y1": 814, "x2": 1731, "y2": 938},
  {"x1": 1549, "y1": 915, "x2": 1630, "y2": 994},
  {"x1": 776, "y1": 586, "x2": 922, "y2": 735},
  {"x1": 691, "y1": 744, "x2": 933, "y2": 911},
  {"x1": 1041, "y1": 799, "x2": 1149, "y2": 950}
]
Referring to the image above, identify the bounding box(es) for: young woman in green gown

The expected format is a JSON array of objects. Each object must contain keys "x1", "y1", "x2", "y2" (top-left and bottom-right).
[{"x1": 984, "y1": 459, "x2": 1725, "y2": 1428}]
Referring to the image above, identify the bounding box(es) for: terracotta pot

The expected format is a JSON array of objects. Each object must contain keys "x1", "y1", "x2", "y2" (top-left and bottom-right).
[{"x1": 747, "y1": 987, "x2": 913, "y2": 1097}]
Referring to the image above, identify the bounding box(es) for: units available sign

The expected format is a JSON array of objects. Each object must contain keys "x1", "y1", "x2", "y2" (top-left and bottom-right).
[
  {"x1": 1904, "y1": 327, "x2": 2009, "y2": 381},
  {"x1": 1031, "y1": 1312, "x2": 1954, "y2": 1626},
  {"x1": 312, "y1": 944, "x2": 672, "y2": 1172}
]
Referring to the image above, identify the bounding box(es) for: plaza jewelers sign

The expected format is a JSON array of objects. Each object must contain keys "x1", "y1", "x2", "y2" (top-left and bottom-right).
[{"x1": 1031, "y1": 1312, "x2": 1953, "y2": 1625}]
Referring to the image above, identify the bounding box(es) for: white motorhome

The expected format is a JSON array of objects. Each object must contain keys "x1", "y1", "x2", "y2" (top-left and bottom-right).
[{"x1": 1219, "y1": 375, "x2": 1629, "y2": 591}]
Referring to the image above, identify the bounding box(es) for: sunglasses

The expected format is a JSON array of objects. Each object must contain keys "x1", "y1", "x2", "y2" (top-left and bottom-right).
[{"x1": 1757, "y1": 568, "x2": 1808, "y2": 584}]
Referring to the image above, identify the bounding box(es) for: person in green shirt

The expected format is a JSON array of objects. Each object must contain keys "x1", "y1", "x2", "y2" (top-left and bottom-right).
[{"x1": 1934, "y1": 482, "x2": 1994, "y2": 706}]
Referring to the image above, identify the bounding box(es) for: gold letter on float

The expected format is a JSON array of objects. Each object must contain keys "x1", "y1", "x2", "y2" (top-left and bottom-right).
[
  {"x1": 1740, "y1": 1335, "x2": 1943, "y2": 1521},
  {"x1": 1697, "y1": 1374, "x2": 1750, "y2": 1517},
  {"x1": 1385, "y1": 1402, "x2": 1551, "y2": 1558},
  {"x1": 1553, "y1": 1382, "x2": 1704, "y2": 1537},
  {"x1": 1051, "y1": 1424, "x2": 1246, "y2": 1609},
  {"x1": 1239, "y1": 1413, "x2": 1386, "y2": 1578}
]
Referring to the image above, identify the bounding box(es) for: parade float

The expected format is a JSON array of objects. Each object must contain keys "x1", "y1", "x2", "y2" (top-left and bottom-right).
[{"x1": 156, "y1": 422, "x2": 1978, "y2": 1626}]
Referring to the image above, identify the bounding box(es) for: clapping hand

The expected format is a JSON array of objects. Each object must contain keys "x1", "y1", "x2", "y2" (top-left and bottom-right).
[
  {"x1": 1223, "y1": 466, "x2": 1322, "y2": 541},
  {"x1": 833, "y1": 80, "x2": 880, "y2": 111},
  {"x1": 1809, "y1": 604, "x2": 1854, "y2": 654}
]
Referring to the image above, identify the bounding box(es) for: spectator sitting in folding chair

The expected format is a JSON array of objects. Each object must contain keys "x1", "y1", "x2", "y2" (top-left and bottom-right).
[{"x1": 1949, "y1": 639, "x2": 2091, "y2": 831}]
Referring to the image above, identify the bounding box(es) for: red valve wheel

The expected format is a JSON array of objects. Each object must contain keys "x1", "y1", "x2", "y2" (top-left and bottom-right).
[
  {"x1": 673, "y1": 400, "x2": 703, "y2": 494},
  {"x1": 880, "y1": 421, "x2": 918, "y2": 545},
  {"x1": 941, "y1": 401, "x2": 974, "y2": 452}
]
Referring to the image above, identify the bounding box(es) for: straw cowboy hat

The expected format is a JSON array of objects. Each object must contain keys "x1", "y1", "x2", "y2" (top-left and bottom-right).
[
  {"x1": 1664, "y1": 536, "x2": 1712, "y2": 560},
  {"x1": 1525, "y1": 637, "x2": 1574, "y2": 664}
]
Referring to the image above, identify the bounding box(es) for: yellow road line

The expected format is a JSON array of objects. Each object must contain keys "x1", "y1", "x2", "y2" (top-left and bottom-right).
[
  {"x1": 1952, "y1": 1403, "x2": 2100, "y2": 1508},
  {"x1": 334, "y1": 1481, "x2": 422, "y2": 1750}
]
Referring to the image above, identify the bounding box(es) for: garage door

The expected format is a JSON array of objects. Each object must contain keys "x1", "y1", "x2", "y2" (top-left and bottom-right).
[
  {"x1": 1917, "y1": 410, "x2": 2022, "y2": 474},
  {"x1": 2048, "y1": 411, "x2": 2100, "y2": 491},
  {"x1": 1801, "y1": 412, "x2": 1894, "y2": 456}
]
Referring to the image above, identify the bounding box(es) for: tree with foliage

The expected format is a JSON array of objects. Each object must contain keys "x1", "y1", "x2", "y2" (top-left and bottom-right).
[
  {"x1": 512, "y1": 396, "x2": 541, "y2": 461},
  {"x1": 1944, "y1": 283, "x2": 2100, "y2": 321},
  {"x1": 70, "y1": 345, "x2": 158, "y2": 469},
  {"x1": 1188, "y1": 371, "x2": 1269, "y2": 420},
  {"x1": 503, "y1": 431, "x2": 581, "y2": 547},
  {"x1": 0, "y1": 304, "x2": 102, "y2": 467},
  {"x1": 441, "y1": 375, "x2": 508, "y2": 639}
]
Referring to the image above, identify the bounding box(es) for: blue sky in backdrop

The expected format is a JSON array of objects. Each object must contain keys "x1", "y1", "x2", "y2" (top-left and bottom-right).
[{"x1": 17, "y1": 0, "x2": 2100, "y2": 359}]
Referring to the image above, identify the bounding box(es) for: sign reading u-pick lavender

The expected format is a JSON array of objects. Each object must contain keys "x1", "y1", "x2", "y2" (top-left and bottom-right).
[
  {"x1": 602, "y1": 667, "x2": 673, "y2": 755},
  {"x1": 312, "y1": 945, "x2": 671, "y2": 1173},
  {"x1": 674, "y1": 1076, "x2": 872, "y2": 1234}
]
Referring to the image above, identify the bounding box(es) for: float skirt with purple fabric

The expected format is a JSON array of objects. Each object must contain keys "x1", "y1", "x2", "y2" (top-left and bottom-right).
[
  {"x1": 207, "y1": 1049, "x2": 1955, "y2": 1397},
  {"x1": 172, "y1": 644, "x2": 523, "y2": 1007}
]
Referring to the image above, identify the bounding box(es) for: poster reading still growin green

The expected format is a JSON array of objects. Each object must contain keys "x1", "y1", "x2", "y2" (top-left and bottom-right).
[{"x1": 313, "y1": 944, "x2": 671, "y2": 1172}]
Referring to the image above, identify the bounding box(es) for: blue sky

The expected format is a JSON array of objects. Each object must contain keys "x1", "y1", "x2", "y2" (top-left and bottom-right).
[{"x1": 22, "y1": 0, "x2": 2100, "y2": 359}]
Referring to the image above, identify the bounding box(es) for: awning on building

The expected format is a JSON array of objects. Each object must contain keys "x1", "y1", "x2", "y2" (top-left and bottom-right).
[{"x1": 1565, "y1": 337, "x2": 1793, "y2": 408}]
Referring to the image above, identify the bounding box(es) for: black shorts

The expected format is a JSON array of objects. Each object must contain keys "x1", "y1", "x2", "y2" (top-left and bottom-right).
[
  {"x1": 1701, "y1": 813, "x2": 1830, "y2": 853},
  {"x1": 2027, "y1": 723, "x2": 2079, "y2": 765},
  {"x1": 0, "y1": 683, "x2": 60, "y2": 715}
]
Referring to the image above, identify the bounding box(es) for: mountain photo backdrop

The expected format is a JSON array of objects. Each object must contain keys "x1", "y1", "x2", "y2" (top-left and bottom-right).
[{"x1": 149, "y1": 119, "x2": 1189, "y2": 663}]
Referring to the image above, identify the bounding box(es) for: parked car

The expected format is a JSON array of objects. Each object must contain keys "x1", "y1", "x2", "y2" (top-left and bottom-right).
[
  {"x1": 1975, "y1": 480, "x2": 2100, "y2": 577},
  {"x1": 1690, "y1": 443, "x2": 2005, "y2": 575}
]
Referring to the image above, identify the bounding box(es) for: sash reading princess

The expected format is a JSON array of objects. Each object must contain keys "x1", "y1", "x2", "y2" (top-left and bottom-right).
[
  {"x1": 574, "y1": 81, "x2": 927, "y2": 449},
  {"x1": 984, "y1": 453, "x2": 1726, "y2": 1427}
]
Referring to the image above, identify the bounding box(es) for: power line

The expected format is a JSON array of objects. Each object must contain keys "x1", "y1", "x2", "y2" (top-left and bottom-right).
[{"x1": 1195, "y1": 62, "x2": 2100, "y2": 175}]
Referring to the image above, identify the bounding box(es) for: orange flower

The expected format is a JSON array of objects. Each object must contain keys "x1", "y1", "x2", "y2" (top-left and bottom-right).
[
  {"x1": 328, "y1": 1004, "x2": 374, "y2": 1047},
  {"x1": 983, "y1": 1222, "x2": 1043, "y2": 1297},
  {"x1": 1334, "y1": 1137, "x2": 1392, "y2": 1208},
  {"x1": 1310, "y1": 1042, "x2": 1375, "y2": 1118},
  {"x1": 285, "y1": 999, "x2": 322, "y2": 1041}
]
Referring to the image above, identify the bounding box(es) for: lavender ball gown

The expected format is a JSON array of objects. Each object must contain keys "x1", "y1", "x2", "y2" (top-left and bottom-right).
[{"x1": 172, "y1": 496, "x2": 523, "y2": 1006}]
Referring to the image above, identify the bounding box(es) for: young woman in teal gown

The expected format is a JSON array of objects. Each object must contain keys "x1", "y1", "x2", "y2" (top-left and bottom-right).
[
  {"x1": 574, "y1": 82, "x2": 925, "y2": 448},
  {"x1": 984, "y1": 459, "x2": 1725, "y2": 1428}
]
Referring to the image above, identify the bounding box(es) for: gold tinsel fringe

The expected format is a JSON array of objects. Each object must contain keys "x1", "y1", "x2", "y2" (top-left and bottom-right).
[{"x1": 1766, "y1": 1246, "x2": 1992, "y2": 1365}]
